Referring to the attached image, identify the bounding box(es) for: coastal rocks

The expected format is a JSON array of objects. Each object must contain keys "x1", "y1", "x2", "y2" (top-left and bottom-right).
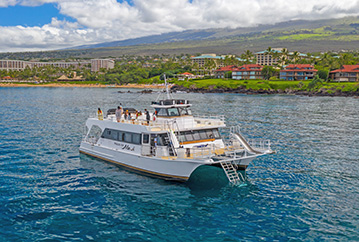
[{"x1": 139, "y1": 89, "x2": 153, "y2": 94}]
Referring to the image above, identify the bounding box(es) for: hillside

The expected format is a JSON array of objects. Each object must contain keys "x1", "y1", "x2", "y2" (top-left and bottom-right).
[{"x1": 2, "y1": 16, "x2": 359, "y2": 59}]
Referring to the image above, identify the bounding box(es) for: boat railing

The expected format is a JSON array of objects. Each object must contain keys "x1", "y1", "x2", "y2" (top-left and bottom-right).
[
  {"x1": 194, "y1": 115, "x2": 225, "y2": 121},
  {"x1": 176, "y1": 146, "x2": 214, "y2": 159},
  {"x1": 176, "y1": 143, "x2": 248, "y2": 160},
  {"x1": 247, "y1": 139, "x2": 271, "y2": 151},
  {"x1": 228, "y1": 125, "x2": 272, "y2": 153},
  {"x1": 193, "y1": 115, "x2": 225, "y2": 127}
]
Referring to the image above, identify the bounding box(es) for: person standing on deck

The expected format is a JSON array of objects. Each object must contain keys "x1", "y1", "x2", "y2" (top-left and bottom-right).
[
  {"x1": 115, "y1": 106, "x2": 123, "y2": 122},
  {"x1": 126, "y1": 110, "x2": 131, "y2": 120},
  {"x1": 97, "y1": 108, "x2": 103, "y2": 120},
  {"x1": 145, "y1": 109, "x2": 150, "y2": 125}
]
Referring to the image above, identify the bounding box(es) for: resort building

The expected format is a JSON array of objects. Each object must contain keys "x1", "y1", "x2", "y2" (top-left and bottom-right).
[
  {"x1": 177, "y1": 72, "x2": 196, "y2": 81},
  {"x1": 91, "y1": 59, "x2": 115, "y2": 72},
  {"x1": 191, "y1": 54, "x2": 224, "y2": 68},
  {"x1": 214, "y1": 65, "x2": 238, "y2": 78},
  {"x1": 280, "y1": 64, "x2": 317, "y2": 80},
  {"x1": 0, "y1": 59, "x2": 114, "y2": 72},
  {"x1": 0, "y1": 60, "x2": 31, "y2": 71},
  {"x1": 30, "y1": 61, "x2": 90, "y2": 69},
  {"x1": 232, "y1": 64, "x2": 263, "y2": 80},
  {"x1": 329, "y1": 65, "x2": 359, "y2": 82},
  {"x1": 255, "y1": 48, "x2": 284, "y2": 66}
]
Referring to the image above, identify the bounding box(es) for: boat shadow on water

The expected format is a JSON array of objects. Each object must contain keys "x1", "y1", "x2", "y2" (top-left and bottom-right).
[{"x1": 80, "y1": 153, "x2": 250, "y2": 194}]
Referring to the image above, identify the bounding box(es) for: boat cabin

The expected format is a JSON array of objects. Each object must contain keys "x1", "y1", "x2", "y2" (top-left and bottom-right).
[{"x1": 151, "y1": 99, "x2": 192, "y2": 117}]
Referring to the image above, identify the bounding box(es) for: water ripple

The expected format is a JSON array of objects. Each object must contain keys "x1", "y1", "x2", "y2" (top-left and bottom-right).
[{"x1": 1, "y1": 87, "x2": 359, "y2": 241}]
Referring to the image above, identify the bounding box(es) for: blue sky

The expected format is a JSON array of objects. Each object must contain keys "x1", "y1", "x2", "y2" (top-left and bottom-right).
[
  {"x1": 0, "y1": 0, "x2": 358, "y2": 53},
  {"x1": 0, "y1": 3, "x2": 76, "y2": 27}
]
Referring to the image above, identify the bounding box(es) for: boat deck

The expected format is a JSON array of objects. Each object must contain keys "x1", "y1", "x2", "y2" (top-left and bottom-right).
[{"x1": 92, "y1": 113, "x2": 226, "y2": 132}]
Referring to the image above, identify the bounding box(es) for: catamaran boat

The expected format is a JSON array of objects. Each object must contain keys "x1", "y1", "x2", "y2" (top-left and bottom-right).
[{"x1": 79, "y1": 85, "x2": 273, "y2": 185}]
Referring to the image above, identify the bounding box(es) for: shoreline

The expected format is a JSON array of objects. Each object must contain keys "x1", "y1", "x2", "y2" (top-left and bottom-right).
[
  {"x1": 2, "y1": 82, "x2": 358, "y2": 97},
  {"x1": 171, "y1": 85, "x2": 359, "y2": 97},
  {"x1": 0, "y1": 83, "x2": 167, "y2": 89}
]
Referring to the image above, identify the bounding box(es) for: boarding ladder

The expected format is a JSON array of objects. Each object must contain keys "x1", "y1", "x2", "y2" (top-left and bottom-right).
[{"x1": 220, "y1": 161, "x2": 245, "y2": 185}]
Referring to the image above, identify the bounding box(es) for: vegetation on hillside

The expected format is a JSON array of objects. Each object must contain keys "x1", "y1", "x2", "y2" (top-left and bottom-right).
[{"x1": 173, "y1": 78, "x2": 359, "y2": 94}]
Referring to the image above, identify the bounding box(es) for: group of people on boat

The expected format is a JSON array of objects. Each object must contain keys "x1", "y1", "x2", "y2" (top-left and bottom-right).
[{"x1": 97, "y1": 106, "x2": 152, "y2": 124}]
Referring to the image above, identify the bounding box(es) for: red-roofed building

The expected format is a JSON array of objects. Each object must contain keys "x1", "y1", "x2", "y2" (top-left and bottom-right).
[
  {"x1": 177, "y1": 72, "x2": 196, "y2": 81},
  {"x1": 214, "y1": 65, "x2": 238, "y2": 78},
  {"x1": 329, "y1": 65, "x2": 359, "y2": 82},
  {"x1": 232, "y1": 64, "x2": 263, "y2": 80},
  {"x1": 280, "y1": 64, "x2": 317, "y2": 81}
]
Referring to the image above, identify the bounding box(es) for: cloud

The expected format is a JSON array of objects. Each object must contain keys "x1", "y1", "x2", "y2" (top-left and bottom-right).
[{"x1": 1, "y1": 0, "x2": 359, "y2": 52}]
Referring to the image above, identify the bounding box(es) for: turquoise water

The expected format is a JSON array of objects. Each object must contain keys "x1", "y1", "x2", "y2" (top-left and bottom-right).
[{"x1": 1, "y1": 87, "x2": 358, "y2": 241}]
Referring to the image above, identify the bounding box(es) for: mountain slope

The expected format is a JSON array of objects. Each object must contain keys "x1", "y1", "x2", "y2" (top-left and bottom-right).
[
  {"x1": 71, "y1": 16, "x2": 359, "y2": 51},
  {"x1": 2, "y1": 16, "x2": 359, "y2": 60}
]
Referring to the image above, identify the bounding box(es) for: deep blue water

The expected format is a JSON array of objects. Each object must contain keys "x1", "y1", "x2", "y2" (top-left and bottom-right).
[{"x1": 1, "y1": 87, "x2": 359, "y2": 241}]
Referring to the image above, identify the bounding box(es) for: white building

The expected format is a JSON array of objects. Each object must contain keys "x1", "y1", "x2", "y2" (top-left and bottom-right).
[{"x1": 91, "y1": 59, "x2": 115, "y2": 72}]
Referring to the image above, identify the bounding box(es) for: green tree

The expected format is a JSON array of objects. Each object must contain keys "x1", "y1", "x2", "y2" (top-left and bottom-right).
[
  {"x1": 241, "y1": 50, "x2": 254, "y2": 64},
  {"x1": 307, "y1": 75, "x2": 323, "y2": 90},
  {"x1": 317, "y1": 69, "x2": 329, "y2": 81},
  {"x1": 261, "y1": 66, "x2": 278, "y2": 80}
]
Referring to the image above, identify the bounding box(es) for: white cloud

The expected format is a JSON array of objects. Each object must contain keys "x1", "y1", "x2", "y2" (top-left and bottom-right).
[{"x1": 1, "y1": 0, "x2": 359, "y2": 52}]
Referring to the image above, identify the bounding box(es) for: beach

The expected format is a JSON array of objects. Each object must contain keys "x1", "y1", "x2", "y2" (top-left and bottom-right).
[{"x1": 0, "y1": 82, "x2": 168, "y2": 89}]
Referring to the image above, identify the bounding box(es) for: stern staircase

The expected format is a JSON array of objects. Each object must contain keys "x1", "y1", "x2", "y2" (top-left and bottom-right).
[{"x1": 220, "y1": 160, "x2": 246, "y2": 185}]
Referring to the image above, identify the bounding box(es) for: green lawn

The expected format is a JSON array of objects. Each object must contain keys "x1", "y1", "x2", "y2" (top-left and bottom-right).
[{"x1": 173, "y1": 79, "x2": 359, "y2": 92}]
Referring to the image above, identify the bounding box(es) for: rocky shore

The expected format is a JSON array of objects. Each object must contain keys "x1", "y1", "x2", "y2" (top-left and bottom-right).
[{"x1": 170, "y1": 85, "x2": 359, "y2": 97}]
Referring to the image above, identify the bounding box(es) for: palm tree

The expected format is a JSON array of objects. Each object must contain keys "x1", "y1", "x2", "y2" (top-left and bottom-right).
[
  {"x1": 241, "y1": 50, "x2": 254, "y2": 64},
  {"x1": 265, "y1": 46, "x2": 275, "y2": 65},
  {"x1": 292, "y1": 51, "x2": 300, "y2": 64},
  {"x1": 280, "y1": 48, "x2": 289, "y2": 66}
]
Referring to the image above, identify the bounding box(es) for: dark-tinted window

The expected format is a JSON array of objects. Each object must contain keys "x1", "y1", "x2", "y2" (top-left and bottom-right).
[
  {"x1": 176, "y1": 129, "x2": 221, "y2": 142},
  {"x1": 143, "y1": 134, "x2": 149, "y2": 143},
  {"x1": 132, "y1": 134, "x2": 141, "y2": 145},
  {"x1": 101, "y1": 128, "x2": 142, "y2": 145}
]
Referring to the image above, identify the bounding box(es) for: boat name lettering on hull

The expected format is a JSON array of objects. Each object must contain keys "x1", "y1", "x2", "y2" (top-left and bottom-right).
[{"x1": 114, "y1": 142, "x2": 135, "y2": 151}]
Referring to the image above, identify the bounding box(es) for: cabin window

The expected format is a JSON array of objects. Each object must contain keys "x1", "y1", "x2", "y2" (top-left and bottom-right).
[
  {"x1": 192, "y1": 131, "x2": 201, "y2": 140},
  {"x1": 176, "y1": 128, "x2": 221, "y2": 143},
  {"x1": 124, "y1": 132, "x2": 132, "y2": 143},
  {"x1": 198, "y1": 130, "x2": 207, "y2": 139},
  {"x1": 87, "y1": 125, "x2": 102, "y2": 143},
  {"x1": 101, "y1": 128, "x2": 142, "y2": 145},
  {"x1": 167, "y1": 108, "x2": 179, "y2": 116},
  {"x1": 184, "y1": 131, "x2": 193, "y2": 141},
  {"x1": 179, "y1": 107, "x2": 192, "y2": 116},
  {"x1": 156, "y1": 108, "x2": 168, "y2": 116},
  {"x1": 143, "y1": 134, "x2": 149, "y2": 144},
  {"x1": 206, "y1": 130, "x2": 214, "y2": 139},
  {"x1": 132, "y1": 133, "x2": 141, "y2": 145},
  {"x1": 213, "y1": 129, "x2": 220, "y2": 139},
  {"x1": 118, "y1": 131, "x2": 124, "y2": 141},
  {"x1": 177, "y1": 132, "x2": 185, "y2": 142}
]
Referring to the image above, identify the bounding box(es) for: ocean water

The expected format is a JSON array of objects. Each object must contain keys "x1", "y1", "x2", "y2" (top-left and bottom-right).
[{"x1": 1, "y1": 87, "x2": 358, "y2": 241}]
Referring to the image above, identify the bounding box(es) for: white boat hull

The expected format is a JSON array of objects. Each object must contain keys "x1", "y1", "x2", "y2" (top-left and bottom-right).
[{"x1": 79, "y1": 142, "x2": 206, "y2": 182}]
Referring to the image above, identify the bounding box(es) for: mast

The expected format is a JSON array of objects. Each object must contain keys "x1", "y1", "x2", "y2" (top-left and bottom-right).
[
  {"x1": 155, "y1": 74, "x2": 173, "y2": 102},
  {"x1": 164, "y1": 74, "x2": 171, "y2": 99}
]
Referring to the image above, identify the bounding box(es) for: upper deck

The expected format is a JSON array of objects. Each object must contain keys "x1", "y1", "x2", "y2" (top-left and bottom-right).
[{"x1": 88, "y1": 111, "x2": 225, "y2": 133}]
